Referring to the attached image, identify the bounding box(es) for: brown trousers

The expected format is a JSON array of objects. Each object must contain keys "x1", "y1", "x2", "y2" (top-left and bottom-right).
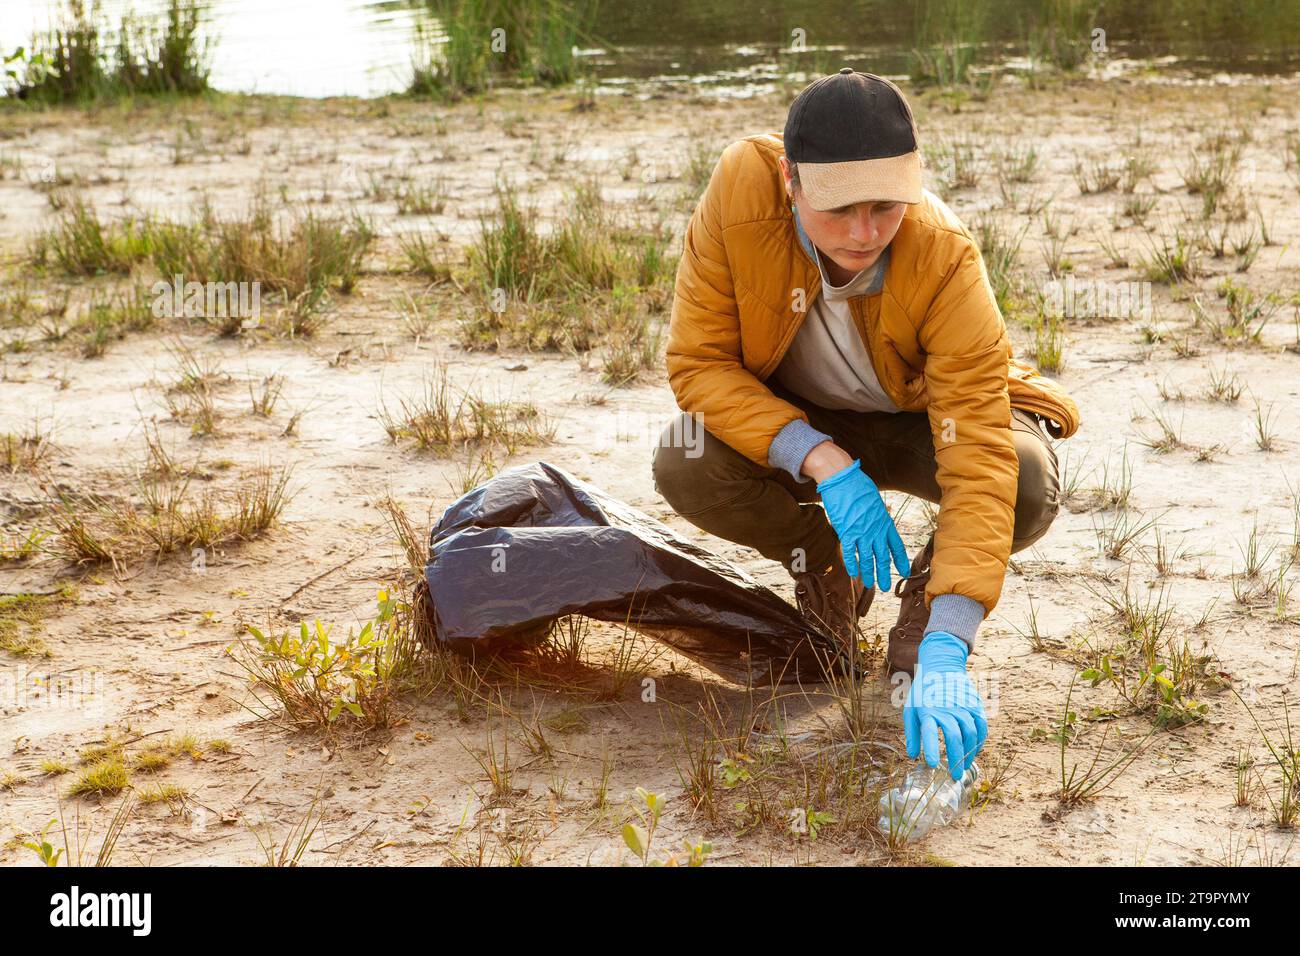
[{"x1": 652, "y1": 378, "x2": 1062, "y2": 577}]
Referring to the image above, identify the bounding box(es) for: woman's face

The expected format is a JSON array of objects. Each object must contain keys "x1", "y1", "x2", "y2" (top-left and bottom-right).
[{"x1": 780, "y1": 156, "x2": 907, "y2": 278}]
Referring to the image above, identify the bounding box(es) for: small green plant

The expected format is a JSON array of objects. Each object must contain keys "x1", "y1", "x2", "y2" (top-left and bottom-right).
[
  {"x1": 793, "y1": 806, "x2": 836, "y2": 841},
  {"x1": 1190, "y1": 281, "x2": 1282, "y2": 347},
  {"x1": 621, "y1": 787, "x2": 711, "y2": 866},
  {"x1": 233, "y1": 589, "x2": 420, "y2": 733},
  {"x1": 1083, "y1": 577, "x2": 1221, "y2": 727},
  {"x1": 19, "y1": 819, "x2": 65, "y2": 866},
  {"x1": 3, "y1": 45, "x2": 60, "y2": 94}
]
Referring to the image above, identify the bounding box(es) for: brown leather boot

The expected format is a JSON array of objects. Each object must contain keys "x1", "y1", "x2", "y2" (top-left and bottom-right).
[
  {"x1": 886, "y1": 534, "x2": 935, "y2": 676},
  {"x1": 793, "y1": 555, "x2": 874, "y2": 659}
]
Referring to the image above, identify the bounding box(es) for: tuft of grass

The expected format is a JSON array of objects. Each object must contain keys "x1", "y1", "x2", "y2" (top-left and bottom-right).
[
  {"x1": 467, "y1": 181, "x2": 550, "y2": 302},
  {"x1": 66, "y1": 756, "x2": 129, "y2": 798},
  {"x1": 908, "y1": 0, "x2": 985, "y2": 88},
  {"x1": 971, "y1": 214, "x2": 1027, "y2": 318},
  {"x1": 1235, "y1": 748, "x2": 1254, "y2": 808},
  {"x1": 993, "y1": 143, "x2": 1039, "y2": 184},
  {"x1": 928, "y1": 135, "x2": 984, "y2": 190},
  {"x1": 248, "y1": 374, "x2": 285, "y2": 417},
  {"x1": 1029, "y1": 307, "x2": 1065, "y2": 373},
  {"x1": 2, "y1": 418, "x2": 54, "y2": 474},
  {"x1": 1139, "y1": 226, "x2": 1200, "y2": 284},
  {"x1": 378, "y1": 361, "x2": 556, "y2": 457},
  {"x1": 137, "y1": 783, "x2": 189, "y2": 805},
  {"x1": 251, "y1": 789, "x2": 324, "y2": 867},
  {"x1": 1072, "y1": 158, "x2": 1120, "y2": 194},
  {"x1": 681, "y1": 138, "x2": 720, "y2": 205},
  {"x1": 1178, "y1": 135, "x2": 1243, "y2": 218},
  {"x1": 398, "y1": 230, "x2": 453, "y2": 282},
  {"x1": 77, "y1": 286, "x2": 155, "y2": 357},
  {"x1": 1122, "y1": 193, "x2": 1157, "y2": 226},
  {"x1": 0, "y1": 587, "x2": 76, "y2": 658},
  {"x1": 32, "y1": 194, "x2": 371, "y2": 329},
  {"x1": 13, "y1": 0, "x2": 212, "y2": 104},
  {"x1": 1095, "y1": 229, "x2": 1128, "y2": 269},
  {"x1": 42, "y1": 463, "x2": 293, "y2": 570},
  {"x1": 31, "y1": 195, "x2": 153, "y2": 275},
  {"x1": 1120, "y1": 151, "x2": 1155, "y2": 194},
  {"x1": 458, "y1": 179, "x2": 669, "y2": 377},
  {"x1": 132, "y1": 750, "x2": 171, "y2": 774},
  {"x1": 1083, "y1": 575, "x2": 1221, "y2": 727},
  {"x1": 1055, "y1": 673, "x2": 1160, "y2": 807},
  {"x1": 1230, "y1": 223, "x2": 1263, "y2": 272},
  {"x1": 395, "y1": 177, "x2": 448, "y2": 215},
  {"x1": 1232, "y1": 689, "x2": 1300, "y2": 829},
  {"x1": 1252, "y1": 398, "x2": 1279, "y2": 451},
  {"x1": 1204, "y1": 366, "x2": 1243, "y2": 403},
  {"x1": 409, "y1": 0, "x2": 599, "y2": 100},
  {"x1": 148, "y1": 196, "x2": 373, "y2": 325},
  {"x1": 1136, "y1": 403, "x2": 1185, "y2": 453},
  {"x1": 1092, "y1": 507, "x2": 1159, "y2": 561},
  {"x1": 1193, "y1": 279, "x2": 1284, "y2": 348},
  {"x1": 1082, "y1": 447, "x2": 1134, "y2": 512}
]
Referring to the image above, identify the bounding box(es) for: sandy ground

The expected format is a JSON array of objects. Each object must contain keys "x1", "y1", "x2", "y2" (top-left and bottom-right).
[{"x1": 1, "y1": 74, "x2": 1298, "y2": 866}]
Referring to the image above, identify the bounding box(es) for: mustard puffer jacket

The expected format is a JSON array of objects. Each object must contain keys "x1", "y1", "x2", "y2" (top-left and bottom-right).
[{"x1": 665, "y1": 131, "x2": 1081, "y2": 617}]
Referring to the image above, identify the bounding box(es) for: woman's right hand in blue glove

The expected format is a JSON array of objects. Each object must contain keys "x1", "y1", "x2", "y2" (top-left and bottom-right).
[{"x1": 815, "y1": 459, "x2": 910, "y2": 590}]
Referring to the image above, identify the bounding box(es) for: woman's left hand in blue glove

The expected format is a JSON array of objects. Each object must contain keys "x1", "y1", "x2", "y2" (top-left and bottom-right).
[{"x1": 904, "y1": 631, "x2": 988, "y2": 781}]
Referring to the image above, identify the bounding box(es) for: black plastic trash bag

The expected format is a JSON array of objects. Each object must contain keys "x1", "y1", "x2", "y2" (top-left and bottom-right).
[{"x1": 421, "y1": 461, "x2": 843, "y2": 685}]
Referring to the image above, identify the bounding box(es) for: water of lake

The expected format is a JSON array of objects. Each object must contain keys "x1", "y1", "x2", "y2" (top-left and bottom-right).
[{"x1": 3, "y1": 0, "x2": 1298, "y2": 98}]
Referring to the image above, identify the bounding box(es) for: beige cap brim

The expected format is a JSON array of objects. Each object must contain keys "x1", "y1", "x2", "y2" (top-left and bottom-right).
[{"x1": 798, "y1": 151, "x2": 923, "y2": 209}]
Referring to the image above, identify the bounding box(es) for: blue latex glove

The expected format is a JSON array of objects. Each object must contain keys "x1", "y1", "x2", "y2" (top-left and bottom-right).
[
  {"x1": 905, "y1": 632, "x2": 988, "y2": 781},
  {"x1": 815, "y1": 459, "x2": 910, "y2": 591}
]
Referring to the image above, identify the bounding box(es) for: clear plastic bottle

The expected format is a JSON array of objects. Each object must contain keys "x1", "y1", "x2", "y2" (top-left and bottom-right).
[{"x1": 876, "y1": 762, "x2": 980, "y2": 842}]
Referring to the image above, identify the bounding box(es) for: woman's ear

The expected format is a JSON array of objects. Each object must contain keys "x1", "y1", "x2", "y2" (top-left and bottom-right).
[{"x1": 779, "y1": 157, "x2": 794, "y2": 201}]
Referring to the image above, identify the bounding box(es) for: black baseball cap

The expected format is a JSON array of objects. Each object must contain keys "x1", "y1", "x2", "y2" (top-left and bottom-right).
[{"x1": 783, "y1": 68, "x2": 923, "y2": 209}]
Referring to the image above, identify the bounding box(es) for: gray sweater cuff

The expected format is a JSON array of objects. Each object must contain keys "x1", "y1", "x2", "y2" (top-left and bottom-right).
[
  {"x1": 925, "y1": 593, "x2": 986, "y2": 652},
  {"x1": 767, "y1": 417, "x2": 834, "y2": 483}
]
